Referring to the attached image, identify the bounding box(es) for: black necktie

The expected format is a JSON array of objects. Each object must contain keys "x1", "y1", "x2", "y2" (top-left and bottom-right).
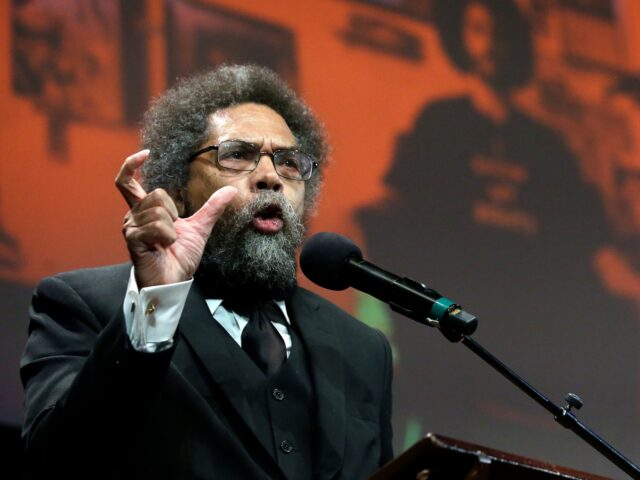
[{"x1": 241, "y1": 301, "x2": 287, "y2": 376}]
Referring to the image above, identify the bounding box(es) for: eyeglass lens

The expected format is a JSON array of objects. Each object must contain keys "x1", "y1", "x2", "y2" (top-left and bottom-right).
[{"x1": 217, "y1": 140, "x2": 312, "y2": 180}]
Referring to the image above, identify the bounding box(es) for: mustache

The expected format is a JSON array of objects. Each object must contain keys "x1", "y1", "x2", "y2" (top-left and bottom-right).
[{"x1": 230, "y1": 191, "x2": 300, "y2": 229}]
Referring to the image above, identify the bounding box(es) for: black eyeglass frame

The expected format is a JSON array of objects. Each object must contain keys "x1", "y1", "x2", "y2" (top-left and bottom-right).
[{"x1": 188, "y1": 141, "x2": 319, "y2": 181}]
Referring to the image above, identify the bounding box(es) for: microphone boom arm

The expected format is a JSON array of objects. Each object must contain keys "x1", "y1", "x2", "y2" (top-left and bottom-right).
[{"x1": 457, "y1": 334, "x2": 640, "y2": 479}]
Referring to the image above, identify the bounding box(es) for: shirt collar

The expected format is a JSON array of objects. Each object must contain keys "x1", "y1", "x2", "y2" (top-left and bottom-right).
[{"x1": 205, "y1": 298, "x2": 291, "y2": 325}]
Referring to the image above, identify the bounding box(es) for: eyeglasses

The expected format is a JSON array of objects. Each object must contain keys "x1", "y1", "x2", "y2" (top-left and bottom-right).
[{"x1": 188, "y1": 140, "x2": 318, "y2": 181}]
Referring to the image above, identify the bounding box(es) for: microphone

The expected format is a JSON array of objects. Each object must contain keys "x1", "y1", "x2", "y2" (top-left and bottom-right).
[{"x1": 300, "y1": 232, "x2": 478, "y2": 340}]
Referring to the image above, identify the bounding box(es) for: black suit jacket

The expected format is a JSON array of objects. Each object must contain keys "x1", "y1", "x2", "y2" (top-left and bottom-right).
[{"x1": 21, "y1": 263, "x2": 393, "y2": 479}]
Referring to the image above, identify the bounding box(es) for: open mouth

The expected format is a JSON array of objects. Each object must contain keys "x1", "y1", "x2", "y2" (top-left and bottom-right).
[{"x1": 251, "y1": 204, "x2": 284, "y2": 233}]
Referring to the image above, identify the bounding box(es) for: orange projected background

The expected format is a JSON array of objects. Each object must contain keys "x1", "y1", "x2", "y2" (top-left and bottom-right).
[{"x1": 2, "y1": 0, "x2": 640, "y2": 476}]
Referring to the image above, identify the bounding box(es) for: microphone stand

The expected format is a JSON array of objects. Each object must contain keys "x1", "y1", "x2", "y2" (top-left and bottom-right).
[
  {"x1": 299, "y1": 230, "x2": 639, "y2": 476},
  {"x1": 428, "y1": 312, "x2": 640, "y2": 479}
]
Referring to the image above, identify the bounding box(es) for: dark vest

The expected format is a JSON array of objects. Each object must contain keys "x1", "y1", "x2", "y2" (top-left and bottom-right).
[{"x1": 236, "y1": 325, "x2": 316, "y2": 479}]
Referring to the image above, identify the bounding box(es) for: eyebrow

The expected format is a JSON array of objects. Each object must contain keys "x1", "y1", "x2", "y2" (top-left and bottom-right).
[{"x1": 224, "y1": 138, "x2": 298, "y2": 150}]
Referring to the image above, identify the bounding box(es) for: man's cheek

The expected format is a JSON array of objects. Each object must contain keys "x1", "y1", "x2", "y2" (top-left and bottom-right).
[
  {"x1": 228, "y1": 193, "x2": 249, "y2": 213},
  {"x1": 291, "y1": 187, "x2": 305, "y2": 215}
]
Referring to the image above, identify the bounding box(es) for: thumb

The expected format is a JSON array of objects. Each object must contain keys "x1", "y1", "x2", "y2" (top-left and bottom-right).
[{"x1": 186, "y1": 186, "x2": 238, "y2": 235}]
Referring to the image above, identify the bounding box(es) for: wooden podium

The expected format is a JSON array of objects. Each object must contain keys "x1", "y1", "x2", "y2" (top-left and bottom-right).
[{"x1": 370, "y1": 433, "x2": 611, "y2": 480}]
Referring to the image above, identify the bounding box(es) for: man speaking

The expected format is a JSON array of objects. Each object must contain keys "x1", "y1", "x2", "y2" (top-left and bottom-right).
[{"x1": 21, "y1": 65, "x2": 393, "y2": 479}]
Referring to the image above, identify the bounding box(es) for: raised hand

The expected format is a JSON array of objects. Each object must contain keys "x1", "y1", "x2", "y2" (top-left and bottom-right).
[{"x1": 116, "y1": 149, "x2": 237, "y2": 288}]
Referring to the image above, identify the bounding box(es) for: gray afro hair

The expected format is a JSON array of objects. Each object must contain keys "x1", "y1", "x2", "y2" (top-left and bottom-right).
[{"x1": 140, "y1": 64, "x2": 328, "y2": 211}]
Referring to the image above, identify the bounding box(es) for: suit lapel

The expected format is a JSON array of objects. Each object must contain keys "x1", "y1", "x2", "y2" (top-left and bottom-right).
[
  {"x1": 288, "y1": 288, "x2": 346, "y2": 479},
  {"x1": 175, "y1": 283, "x2": 347, "y2": 478},
  {"x1": 174, "y1": 282, "x2": 280, "y2": 468}
]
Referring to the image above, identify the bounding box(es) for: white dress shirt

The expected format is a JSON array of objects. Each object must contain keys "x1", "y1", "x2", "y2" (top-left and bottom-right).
[{"x1": 122, "y1": 268, "x2": 292, "y2": 355}]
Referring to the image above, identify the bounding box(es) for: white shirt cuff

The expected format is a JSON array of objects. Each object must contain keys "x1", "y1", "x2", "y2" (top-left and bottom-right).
[{"x1": 122, "y1": 268, "x2": 193, "y2": 352}]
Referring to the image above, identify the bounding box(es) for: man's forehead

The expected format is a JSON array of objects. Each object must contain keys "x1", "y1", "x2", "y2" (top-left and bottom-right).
[
  {"x1": 209, "y1": 103, "x2": 288, "y2": 127},
  {"x1": 207, "y1": 102, "x2": 296, "y2": 146}
]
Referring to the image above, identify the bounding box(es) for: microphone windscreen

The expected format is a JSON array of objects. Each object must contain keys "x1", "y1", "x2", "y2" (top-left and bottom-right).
[{"x1": 300, "y1": 232, "x2": 362, "y2": 290}]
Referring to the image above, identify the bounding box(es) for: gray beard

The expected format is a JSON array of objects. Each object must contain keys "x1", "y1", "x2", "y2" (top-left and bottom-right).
[{"x1": 199, "y1": 190, "x2": 305, "y2": 295}]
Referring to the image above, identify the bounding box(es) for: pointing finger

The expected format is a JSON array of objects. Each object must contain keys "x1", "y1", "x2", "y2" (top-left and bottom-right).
[{"x1": 116, "y1": 149, "x2": 150, "y2": 208}]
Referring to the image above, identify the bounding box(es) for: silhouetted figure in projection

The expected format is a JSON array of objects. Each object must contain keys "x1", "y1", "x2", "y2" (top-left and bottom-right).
[
  {"x1": 358, "y1": 0, "x2": 638, "y2": 466},
  {"x1": 0, "y1": 195, "x2": 29, "y2": 457},
  {"x1": 596, "y1": 76, "x2": 640, "y2": 317},
  {"x1": 0, "y1": 223, "x2": 21, "y2": 270}
]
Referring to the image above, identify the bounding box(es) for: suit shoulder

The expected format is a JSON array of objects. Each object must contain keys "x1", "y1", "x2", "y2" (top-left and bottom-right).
[
  {"x1": 36, "y1": 263, "x2": 131, "y2": 309},
  {"x1": 43, "y1": 263, "x2": 130, "y2": 286},
  {"x1": 295, "y1": 287, "x2": 388, "y2": 342}
]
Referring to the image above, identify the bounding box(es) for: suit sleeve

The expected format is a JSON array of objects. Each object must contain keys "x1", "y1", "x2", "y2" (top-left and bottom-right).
[{"x1": 21, "y1": 274, "x2": 175, "y2": 478}]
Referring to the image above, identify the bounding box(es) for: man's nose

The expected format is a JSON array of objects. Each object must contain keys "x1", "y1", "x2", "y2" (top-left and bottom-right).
[{"x1": 253, "y1": 154, "x2": 282, "y2": 192}]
